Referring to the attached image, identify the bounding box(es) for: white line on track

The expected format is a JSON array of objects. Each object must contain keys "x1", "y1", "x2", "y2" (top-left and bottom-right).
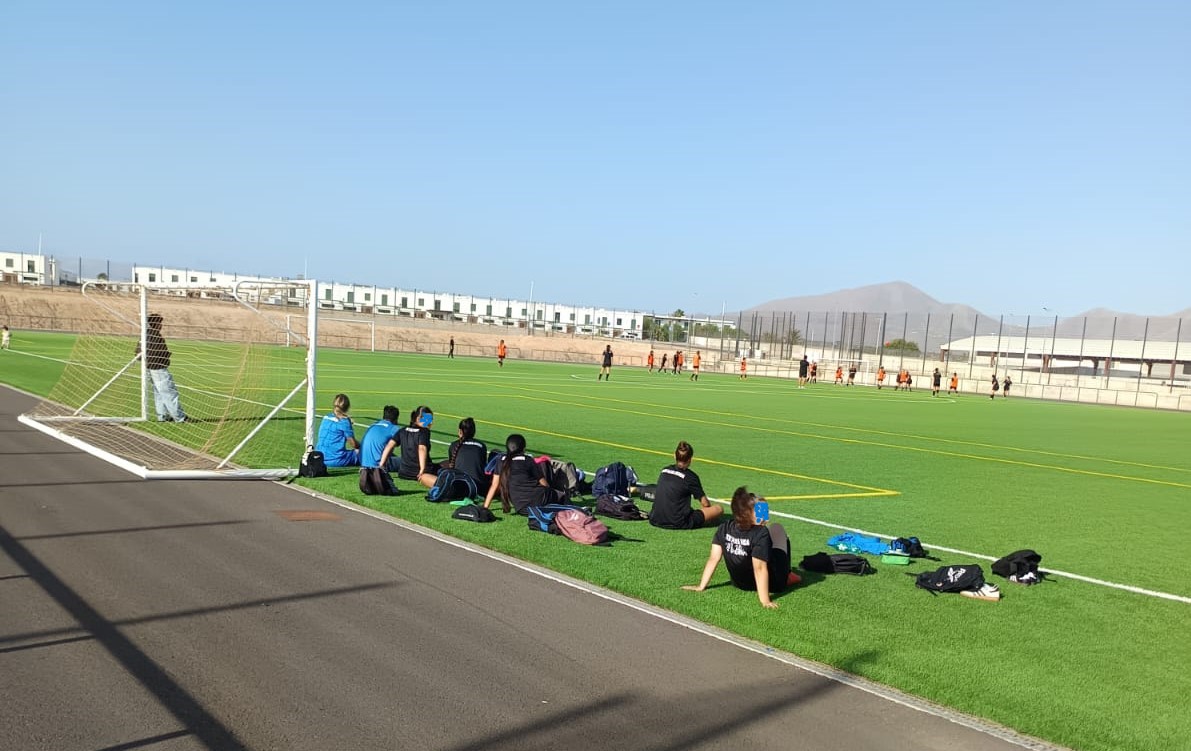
[{"x1": 284, "y1": 482, "x2": 1068, "y2": 751}]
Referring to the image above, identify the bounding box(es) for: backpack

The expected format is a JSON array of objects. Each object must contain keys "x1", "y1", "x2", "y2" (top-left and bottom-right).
[
  {"x1": 452, "y1": 503, "x2": 497, "y2": 523},
  {"x1": 890, "y1": 536, "x2": 929, "y2": 558},
  {"x1": 426, "y1": 469, "x2": 478, "y2": 502},
  {"x1": 526, "y1": 503, "x2": 587, "y2": 534},
  {"x1": 800, "y1": 552, "x2": 873, "y2": 575},
  {"x1": 553, "y1": 508, "x2": 610, "y2": 545},
  {"x1": 299, "y1": 450, "x2": 328, "y2": 478},
  {"x1": 595, "y1": 494, "x2": 648, "y2": 521},
  {"x1": 826, "y1": 532, "x2": 890, "y2": 556},
  {"x1": 592, "y1": 462, "x2": 638, "y2": 497},
  {"x1": 991, "y1": 549, "x2": 1042, "y2": 579},
  {"x1": 359, "y1": 467, "x2": 397, "y2": 496},
  {"x1": 915, "y1": 564, "x2": 986, "y2": 594},
  {"x1": 545, "y1": 459, "x2": 584, "y2": 500}
]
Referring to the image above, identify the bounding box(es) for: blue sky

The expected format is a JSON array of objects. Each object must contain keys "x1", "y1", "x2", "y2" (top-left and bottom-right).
[{"x1": 2, "y1": 2, "x2": 1188, "y2": 316}]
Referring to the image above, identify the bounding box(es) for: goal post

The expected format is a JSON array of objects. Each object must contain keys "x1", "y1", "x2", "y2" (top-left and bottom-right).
[{"x1": 18, "y1": 280, "x2": 319, "y2": 479}]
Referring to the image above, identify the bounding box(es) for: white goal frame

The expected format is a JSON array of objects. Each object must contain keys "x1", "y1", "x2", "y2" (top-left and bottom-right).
[{"x1": 18, "y1": 280, "x2": 319, "y2": 480}]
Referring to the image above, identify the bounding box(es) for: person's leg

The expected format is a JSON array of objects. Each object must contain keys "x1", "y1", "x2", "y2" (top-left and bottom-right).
[
  {"x1": 149, "y1": 368, "x2": 186, "y2": 421},
  {"x1": 693, "y1": 504, "x2": 724, "y2": 526},
  {"x1": 157, "y1": 368, "x2": 186, "y2": 420},
  {"x1": 766, "y1": 523, "x2": 797, "y2": 590}
]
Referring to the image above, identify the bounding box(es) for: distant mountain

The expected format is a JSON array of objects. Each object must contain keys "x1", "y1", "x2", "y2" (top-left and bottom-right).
[
  {"x1": 732, "y1": 282, "x2": 1188, "y2": 352},
  {"x1": 748, "y1": 281, "x2": 990, "y2": 320}
]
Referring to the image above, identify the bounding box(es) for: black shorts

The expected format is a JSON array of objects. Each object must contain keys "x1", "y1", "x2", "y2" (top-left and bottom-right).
[{"x1": 398, "y1": 462, "x2": 440, "y2": 481}]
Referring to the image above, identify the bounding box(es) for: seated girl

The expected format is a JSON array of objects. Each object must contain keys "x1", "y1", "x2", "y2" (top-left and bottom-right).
[
  {"x1": 445, "y1": 417, "x2": 488, "y2": 489},
  {"x1": 315, "y1": 393, "x2": 360, "y2": 467},
  {"x1": 683, "y1": 487, "x2": 800, "y2": 609},
  {"x1": 397, "y1": 405, "x2": 440, "y2": 488},
  {"x1": 482, "y1": 434, "x2": 562, "y2": 514}
]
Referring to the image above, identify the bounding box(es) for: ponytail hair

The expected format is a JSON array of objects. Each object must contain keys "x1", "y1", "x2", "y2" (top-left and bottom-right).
[
  {"x1": 449, "y1": 417, "x2": 477, "y2": 468},
  {"x1": 497, "y1": 434, "x2": 527, "y2": 513}
]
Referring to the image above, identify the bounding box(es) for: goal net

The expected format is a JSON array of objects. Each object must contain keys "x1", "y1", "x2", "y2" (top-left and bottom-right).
[{"x1": 18, "y1": 281, "x2": 318, "y2": 479}]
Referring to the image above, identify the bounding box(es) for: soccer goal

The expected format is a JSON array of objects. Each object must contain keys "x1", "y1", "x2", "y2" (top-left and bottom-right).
[{"x1": 18, "y1": 280, "x2": 319, "y2": 479}]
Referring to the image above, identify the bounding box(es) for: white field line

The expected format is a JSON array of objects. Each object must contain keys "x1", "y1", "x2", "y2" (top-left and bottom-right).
[
  {"x1": 425, "y1": 436, "x2": 1191, "y2": 605},
  {"x1": 730, "y1": 504, "x2": 1191, "y2": 606}
]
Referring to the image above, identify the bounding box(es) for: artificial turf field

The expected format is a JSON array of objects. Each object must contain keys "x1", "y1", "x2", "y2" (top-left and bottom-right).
[{"x1": 4, "y1": 332, "x2": 1191, "y2": 751}]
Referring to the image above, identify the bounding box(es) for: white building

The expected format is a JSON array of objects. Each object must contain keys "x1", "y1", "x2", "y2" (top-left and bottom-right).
[
  {"x1": 131, "y1": 264, "x2": 648, "y2": 337},
  {"x1": 0, "y1": 251, "x2": 54, "y2": 285}
]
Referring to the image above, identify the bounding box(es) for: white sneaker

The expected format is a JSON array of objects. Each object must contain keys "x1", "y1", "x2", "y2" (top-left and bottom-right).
[{"x1": 961, "y1": 583, "x2": 1001, "y2": 601}]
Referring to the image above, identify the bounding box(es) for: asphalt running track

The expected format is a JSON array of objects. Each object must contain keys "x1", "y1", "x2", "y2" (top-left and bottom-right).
[{"x1": 0, "y1": 387, "x2": 1062, "y2": 751}]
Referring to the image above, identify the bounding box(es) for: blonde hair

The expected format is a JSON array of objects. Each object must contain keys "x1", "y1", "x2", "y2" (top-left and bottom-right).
[{"x1": 332, "y1": 393, "x2": 351, "y2": 417}]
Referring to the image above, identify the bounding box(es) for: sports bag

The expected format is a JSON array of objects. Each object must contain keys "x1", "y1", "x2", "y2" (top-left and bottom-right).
[
  {"x1": 554, "y1": 508, "x2": 610, "y2": 545},
  {"x1": 592, "y1": 462, "x2": 638, "y2": 497},
  {"x1": 426, "y1": 469, "x2": 478, "y2": 502},
  {"x1": 991, "y1": 549, "x2": 1042, "y2": 579},
  {"x1": 595, "y1": 494, "x2": 648, "y2": 521},
  {"x1": 452, "y1": 503, "x2": 497, "y2": 523},
  {"x1": 526, "y1": 503, "x2": 587, "y2": 534},
  {"x1": 800, "y1": 552, "x2": 873, "y2": 575},
  {"x1": 915, "y1": 564, "x2": 985, "y2": 594},
  {"x1": 544, "y1": 459, "x2": 584, "y2": 500},
  {"x1": 890, "y1": 536, "x2": 929, "y2": 558},
  {"x1": 359, "y1": 467, "x2": 397, "y2": 496},
  {"x1": 299, "y1": 450, "x2": 328, "y2": 478},
  {"x1": 827, "y1": 532, "x2": 890, "y2": 556}
]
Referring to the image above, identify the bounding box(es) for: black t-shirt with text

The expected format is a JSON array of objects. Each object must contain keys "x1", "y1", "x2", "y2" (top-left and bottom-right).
[
  {"x1": 398, "y1": 426, "x2": 431, "y2": 477},
  {"x1": 712, "y1": 520, "x2": 773, "y2": 591},
  {"x1": 501, "y1": 454, "x2": 545, "y2": 514},
  {"x1": 448, "y1": 439, "x2": 488, "y2": 485},
  {"x1": 649, "y1": 464, "x2": 705, "y2": 529}
]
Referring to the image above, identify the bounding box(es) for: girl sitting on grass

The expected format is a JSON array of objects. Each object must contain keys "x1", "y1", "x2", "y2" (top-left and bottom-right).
[
  {"x1": 683, "y1": 487, "x2": 800, "y2": 609},
  {"x1": 482, "y1": 434, "x2": 562, "y2": 514}
]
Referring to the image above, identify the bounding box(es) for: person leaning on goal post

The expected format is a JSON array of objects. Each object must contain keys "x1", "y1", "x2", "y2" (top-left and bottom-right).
[{"x1": 135, "y1": 313, "x2": 187, "y2": 423}]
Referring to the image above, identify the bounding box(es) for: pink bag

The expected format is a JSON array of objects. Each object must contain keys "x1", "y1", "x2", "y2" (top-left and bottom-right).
[{"x1": 553, "y1": 509, "x2": 609, "y2": 546}]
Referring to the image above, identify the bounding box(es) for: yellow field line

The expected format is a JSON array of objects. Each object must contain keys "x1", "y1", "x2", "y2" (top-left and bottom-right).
[
  {"x1": 526, "y1": 386, "x2": 1191, "y2": 476},
  {"x1": 483, "y1": 389, "x2": 1191, "y2": 491},
  {"x1": 433, "y1": 409, "x2": 897, "y2": 498}
]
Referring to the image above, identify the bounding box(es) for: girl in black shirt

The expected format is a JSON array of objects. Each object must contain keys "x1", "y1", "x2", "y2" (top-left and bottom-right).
[
  {"x1": 398, "y1": 405, "x2": 440, "y2": 488},
  {"x1": 683, "y1": 487, "x2": 799, "y2": 609},
  {"x1": 446, "y1": 417, "x2": 487, "y2": 488},
  {"x1": 482, "y1": 434, "x2": 561, "y2": 514}
]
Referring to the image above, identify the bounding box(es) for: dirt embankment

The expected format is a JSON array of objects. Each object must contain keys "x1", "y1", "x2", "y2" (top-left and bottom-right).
[{"x1": 0, "y1": 284, "x2": 665, "y2": 366}]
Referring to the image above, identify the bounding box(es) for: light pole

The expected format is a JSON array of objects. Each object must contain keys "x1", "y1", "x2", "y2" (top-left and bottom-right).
[{"x1": 528, "y1": 281, "x2": 534, "y2": 336}]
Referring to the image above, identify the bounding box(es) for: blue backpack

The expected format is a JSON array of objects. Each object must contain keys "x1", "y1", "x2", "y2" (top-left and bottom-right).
[
  {"x1": 592, "y1": 462, "x2": 637, "y2": 497},
  {"x1": 526, "y1": 503, "x2": 587, "y2": 534},
  {"x1": 826, "y1": 532, "x2": 890, "y2": 556},
  {"x1": 426, "y1": 469, "x2": 478, "y2": 502}
]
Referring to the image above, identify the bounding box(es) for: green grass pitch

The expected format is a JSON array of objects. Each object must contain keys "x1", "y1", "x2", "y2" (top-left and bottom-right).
[{"x1": 5, "y1": 331, "x2": 1191, "y2": 751}]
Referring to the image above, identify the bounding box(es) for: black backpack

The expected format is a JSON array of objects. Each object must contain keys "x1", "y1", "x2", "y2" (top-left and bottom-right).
[
  {"x1": 890, "y1": 536, "x2": 930, "y2": 558},
  {"x1": 426, "y1": 469, "x2": 478, "y2": 502},
  {"x1": 299, "y1": 450, "x2": 328, "y2": 478},
  {"x1": 800, "y1": 552, "x2": 873, "y2": 575},
  {"x1": 595, "y1": 494, "x2": 648, "y2": 521},
  {"x1": 915, "y1": 564, "x2": 985, "y2": 594},
  {"x1": 359, "y1": 467, "x2": 397, "y2": 495},
  {"x1": 991, "y1": 549, "x2": 1042, "y2": 579},
  {"x1": 452, "y1": 503, "x2": 497, "y2": 523},
  {"x1": 592, "y1": 462, "x2": 638, "y2": 497}
]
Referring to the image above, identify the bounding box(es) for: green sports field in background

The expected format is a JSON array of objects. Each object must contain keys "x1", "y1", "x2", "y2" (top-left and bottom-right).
[{"x1": 4, "y1": 331, "x2": 1191, "y2": 751}]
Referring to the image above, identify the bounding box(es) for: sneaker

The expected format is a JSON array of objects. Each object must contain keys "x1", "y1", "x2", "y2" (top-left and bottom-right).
[
  {"x1": 787, "y1": 571, "x2": 802, "y2": 587},
  {"x1": 961, "y1": 583, "x2": 1001, "y2": 601},
  {"x1": 1010, "y1": 571, "x2": 1040, "y2": 586}
]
